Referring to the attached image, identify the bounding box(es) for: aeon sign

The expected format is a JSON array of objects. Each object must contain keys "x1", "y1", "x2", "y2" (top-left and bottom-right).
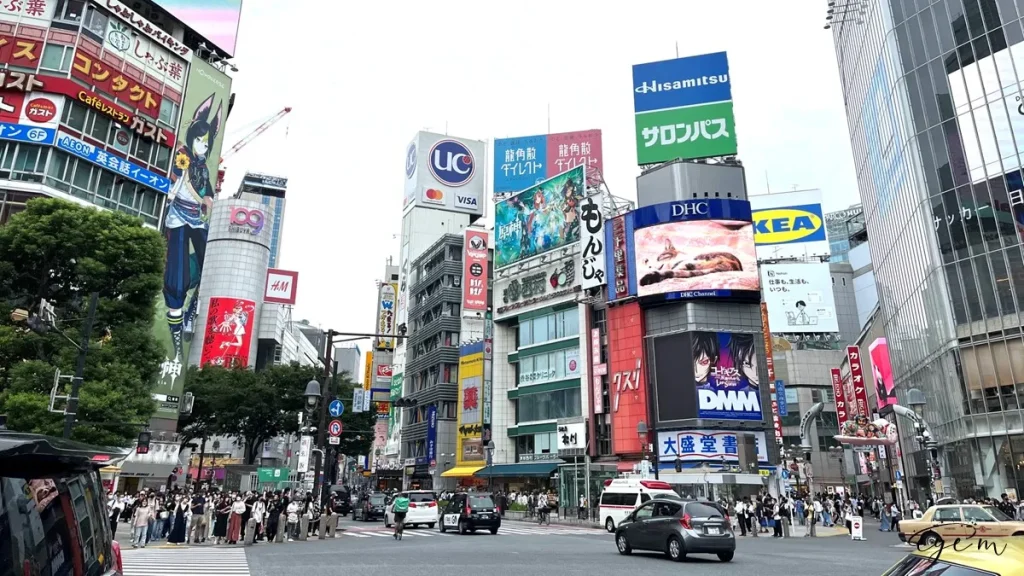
[
  {"x1": 428, "y1": 139, "x2": 475, "y2": 187},
  {"x1": 228, "y1": 207, "x2": 265, "y2": 236}
]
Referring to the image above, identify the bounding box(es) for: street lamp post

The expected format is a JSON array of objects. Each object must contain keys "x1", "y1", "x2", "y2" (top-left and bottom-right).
[
  {"x1": 485, "y1": 441, "x2": 496, "y2": 493},
  {"x1": 907, "y1": 388, "x2": 939, "y2": 506},
  {"x1": 302, "y1": 380, "x2": 320, "y2": 490},
  {"x1": 637, "y1": 421, "x2": 650, "y2": 479}
]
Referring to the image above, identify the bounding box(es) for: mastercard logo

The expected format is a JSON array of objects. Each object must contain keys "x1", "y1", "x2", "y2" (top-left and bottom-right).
[{"x1": 424, "y1": 188, "x2": 444, "y2": 204}]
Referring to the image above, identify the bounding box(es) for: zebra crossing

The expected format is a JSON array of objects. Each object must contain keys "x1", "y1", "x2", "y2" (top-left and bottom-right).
[
  {"x1": 120, "y1": 547, "x2": 250, "y2": 576},
  {"x1": 340, "y1": 524, "x2": 605, "y2": 538}
]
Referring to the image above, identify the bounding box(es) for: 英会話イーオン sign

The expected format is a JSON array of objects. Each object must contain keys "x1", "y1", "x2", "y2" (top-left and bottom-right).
[{"x1": 632, "y1": 51, "x2": 737, "y2": 165}]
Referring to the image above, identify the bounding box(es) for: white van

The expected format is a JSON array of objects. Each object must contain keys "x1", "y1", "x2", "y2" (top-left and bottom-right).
[{"x1": 598, "y1": 478, "x2": 678, "y2": 532}]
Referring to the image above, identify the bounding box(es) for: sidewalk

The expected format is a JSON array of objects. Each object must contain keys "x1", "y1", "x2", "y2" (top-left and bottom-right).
[{"x1": 502, "y1": 510, "x2": 601, "y2": 529}]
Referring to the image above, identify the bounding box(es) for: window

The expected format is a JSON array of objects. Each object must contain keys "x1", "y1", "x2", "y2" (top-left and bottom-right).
[
  {"x1": 46, "y1": 149, "x2": 69, "y2": 181},
  {"x1": 82, "y1": 5, "x2": 107, "y2": 37},
  {"x1": 634, "y1": 503, "x2": 655, "y2": 520},
  {"x1": 785, "y1": 387, "x2": 799, "y2": 404},
  {"x1": 88, "y1": 113, "x2": 111, "y2": 143},
  {"x1": 40, "y1": 44, "x2": 74, "y2": 72},
  {"x1": 72, "y1": 162, "x2": 93, "y2": 192},
  {"x1": 517, "y1": 387, "x2": 581, "y2": 422},
  {"x1": 54, "y1": 0, "x2": 86, "y2": 22},
  {"x1": 600, "y1": 492, "x2": 637, "y2": 507},
  {"x1": 961, "y1": 506, "x2": 995, "y2": 522},
  {"x1": 518, "y1": 347, "x2": 580, "y2": 385},
  {"x1": 13, "y1": 145, "x2": 41, "y2": 173},
  {"x1": 518, "y1": 308, "x2": 580, "y2": 346},
  {"x1": 133, "y1": 133, "x2": 153, "y2": 163},
  {"x1": 159, "y1": 99, "x2": 179, "y2": 127},
  {"x1": 62, "y1": 101, "x2": 88, "y2": 132},
  {"x1": 653, "y1": 502, "x2": 681, "y2": 517},
  {"x1": 685, "y1": 502, "x2": 723, "y2": 518},
  {"x1": 933, "y1": 507, "x2": 962, "y2": 522}
]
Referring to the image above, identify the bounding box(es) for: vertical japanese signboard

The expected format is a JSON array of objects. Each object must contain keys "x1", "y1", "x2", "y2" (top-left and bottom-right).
[
  {"x1": 363, "y1": 352, "x2": 374, "y2": 391},
  {"x1": 847, "y1": 346, "x2": 869, "y2": 417},
  {"x1": 831, "y1": 368, "x2": 849, "y2": 429},
  {"x1": 591, "y1": 328, "x2": 605, "y2": 414},
  {"x1": 579, "y1": 194, "x2": 606, "y2": 290},
  {"x1": 761, "y1": 302, "x2": 783, "y2": 445},
  {"x1": 376, "y1": 283, "x2": 397, "y2": 350},
  {"x1": 426, "y1": 404, "x2": 438, "y2": 467},
  {"x1": 462, "y1": 229, "x2": 488, "y2": 313},
  {"x1": 457, "y1": 342, "x2": 485, "y2": 466}
]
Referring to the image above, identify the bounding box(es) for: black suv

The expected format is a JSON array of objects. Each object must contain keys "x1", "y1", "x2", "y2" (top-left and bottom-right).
[
  {"x1": 1, "y1": 431, "x2": 128, "y2": 575},
  {"x1": 354, "y1": 492, "x2": 387, "y2": 522},
  {"x1": 439, "y1": 492, "x2": 501, "y2": 534},
  {"x1": 330, "y1": 486, "x2": 352, "y2": 516}
]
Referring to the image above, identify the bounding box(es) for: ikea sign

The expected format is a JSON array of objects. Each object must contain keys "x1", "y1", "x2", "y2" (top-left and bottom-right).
[{"x1": 751, "y1": 203, "x2": 826, "y2": 246}]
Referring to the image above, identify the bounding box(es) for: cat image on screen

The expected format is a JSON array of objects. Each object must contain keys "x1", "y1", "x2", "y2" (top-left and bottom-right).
[{"x1": 639, "y1": 240, "x2": 744, "y2": 286}]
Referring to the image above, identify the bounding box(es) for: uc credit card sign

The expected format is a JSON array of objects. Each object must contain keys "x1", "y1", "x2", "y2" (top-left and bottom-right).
[{"x1": 632, "y1": 52, "x2": 732, "y2": 113}]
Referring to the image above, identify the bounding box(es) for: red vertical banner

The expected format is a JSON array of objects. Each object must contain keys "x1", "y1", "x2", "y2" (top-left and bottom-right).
[
  {"x1": 462, "y1": 229, "x2": 488, "y2": 312},
  {"x1": 760, "y1": 302, "x2": 783, "y2": 445},
  {"x1": 831, "y1": 368, "x2": 849, "y2": 429},
  {"x1": 847, "y1": 345, "x2": 869, "y2": 417},
  {"x1": 200, "y1": 297, "x2": 256, "y2": 368},
  {"x1": 611, "y1": 216, "x2": 628, "y2": 298}
]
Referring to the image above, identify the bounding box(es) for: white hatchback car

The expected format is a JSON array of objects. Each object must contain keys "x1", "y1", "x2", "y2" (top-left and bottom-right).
[{"x1": 385, "y1": 490, "x2": 439, "y2": 529}]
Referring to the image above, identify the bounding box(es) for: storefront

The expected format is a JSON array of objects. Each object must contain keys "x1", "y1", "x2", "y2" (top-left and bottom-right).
[
  {"x1": 117, "y1": 441, "x2": 183, "y2": 492},
  {"x1": 373, "y1": 466, "x2": 404, "y2": 492},
  {"x1": 474, "y1": 461, "x2": 560, "y2": 492}
]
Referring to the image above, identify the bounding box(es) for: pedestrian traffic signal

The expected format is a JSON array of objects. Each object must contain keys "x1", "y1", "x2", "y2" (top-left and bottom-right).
[{"x1": 136, "y1": 431, "x2": 151, "y2": 454}]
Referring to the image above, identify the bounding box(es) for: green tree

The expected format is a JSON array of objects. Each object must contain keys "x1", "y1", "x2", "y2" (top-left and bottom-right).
[
  {"x1": 0, "y1": 198, "x2": 165, "y2": 446},
  {"x1": 332, "y1": 371, "x2": 376, "y2": 460}
]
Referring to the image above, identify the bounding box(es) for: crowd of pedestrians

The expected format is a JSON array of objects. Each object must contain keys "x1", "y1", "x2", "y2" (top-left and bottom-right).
[{"x1": 106, "y1": 485, "x2": 345, "y2": 548}]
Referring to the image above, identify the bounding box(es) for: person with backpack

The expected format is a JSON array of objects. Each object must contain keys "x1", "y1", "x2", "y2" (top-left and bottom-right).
[{"x1": 391, "y1": 494, "x2": 410, "y2": 540}]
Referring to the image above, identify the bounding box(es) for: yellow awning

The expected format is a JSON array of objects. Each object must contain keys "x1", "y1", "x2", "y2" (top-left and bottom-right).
[
  {"x1": 99, "y1": 466, "x2": 121, "y2": 474},
  {"x1": 441, "y1": 465, "x2": 484, "y2": 478}
]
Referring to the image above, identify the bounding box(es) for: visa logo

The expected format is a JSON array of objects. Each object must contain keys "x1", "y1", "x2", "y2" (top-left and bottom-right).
[
  {"x1": 456, "y1": 195, "x2": 478, "y2": 207},
  {"x1": 752, "y1": 206, "x2": 824, "y2": 245}
]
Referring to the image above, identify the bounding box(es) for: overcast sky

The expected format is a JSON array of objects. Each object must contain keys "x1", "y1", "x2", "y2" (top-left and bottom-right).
[{"x1": 217, "y1": 1, "x2": 859, "y2": 345}]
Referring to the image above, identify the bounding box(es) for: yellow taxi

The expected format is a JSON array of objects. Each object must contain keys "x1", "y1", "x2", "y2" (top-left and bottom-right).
[
  {"x1": 899, "y1": 504, "x2": 1024, "y2": 546},
  {"x1": 883, "y1": 537, "x2": 1024, "y2": 575}
]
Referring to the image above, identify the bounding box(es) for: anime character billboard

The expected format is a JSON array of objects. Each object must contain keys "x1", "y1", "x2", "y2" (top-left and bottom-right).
[
  {"x1": 493, "y1": 165, "x2": 585, "y2": 269},
  {"x1": 150, "y1": 59, "x2": 233, "y2": 418},
  {"x1": 691, "y1": 331, "x2": 763, "y2": 421},
  {"x1": 199, "y1": 297, "x2": 255, "y2": 368}
]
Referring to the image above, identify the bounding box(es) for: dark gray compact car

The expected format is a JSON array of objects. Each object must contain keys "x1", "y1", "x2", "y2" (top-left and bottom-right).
[{"x1": 614, "y1": 498, "x2": 735, "y2": 562}]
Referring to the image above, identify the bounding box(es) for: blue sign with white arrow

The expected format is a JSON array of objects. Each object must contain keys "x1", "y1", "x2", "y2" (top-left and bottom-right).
[{"x1": 329, "y1": 399, "x2": 344, "y2": 417}]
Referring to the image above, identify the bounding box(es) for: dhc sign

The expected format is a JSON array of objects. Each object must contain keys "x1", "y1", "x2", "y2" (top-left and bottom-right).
[{"x1": 698, "y1": 389, "x2": 762, "y2": 421}]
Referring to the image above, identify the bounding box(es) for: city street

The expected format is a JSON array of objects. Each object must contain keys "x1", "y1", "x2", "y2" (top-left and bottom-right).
[{"x1": 121, "y1": 518, "x2": 911, "y2": 576}]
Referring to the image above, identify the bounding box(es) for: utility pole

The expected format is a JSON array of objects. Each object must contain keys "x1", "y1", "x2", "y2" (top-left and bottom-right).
[
  {"x1": 311, "y1": 330, "x2": 336, "y2": 505},
  {"x1": 63, "y1": 292, "x2": 98, "y2": 439}
]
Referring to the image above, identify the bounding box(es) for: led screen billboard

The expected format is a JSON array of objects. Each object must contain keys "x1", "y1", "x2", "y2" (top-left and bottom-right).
[
  {"x1": 199, "y1": 297, "x2": 255, "y2": 368},
  {"x1": 494, "y1": 165, "x2": 585, "y2": 269},
  {"x1": 632, "y1": 199, "x2": 758, "y2": 300},
  {"x1": 152, "y1": 0, "x2": 243, "y2": 57}
]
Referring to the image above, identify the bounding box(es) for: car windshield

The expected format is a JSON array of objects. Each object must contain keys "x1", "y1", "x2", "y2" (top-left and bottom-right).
[
  {"x1": 409, "y1": 493, "x2": 436, "y2": 503},
  {"x1": 1, "y1": 467, "x2": 115, "y2": 575},
  {"x1": 982, "y1": 506, "x2": 1012, "y2": 521},
  {"x1": 370, "y1": 495, "x2": 385, "y2": 505},
  {"x1": 685, "y1": 502, "x2": 724, "y2": 518},
  {"x1": 470, "y1": 496, "x2": 494, "y2": 508}
]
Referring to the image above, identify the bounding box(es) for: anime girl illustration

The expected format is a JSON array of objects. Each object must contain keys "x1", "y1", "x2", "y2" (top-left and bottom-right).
[
  {"x1": 163, "y1": 93, "x2": 223, "y2": 360},
  {"x1": 217, "y1": 301, "x2": 250, "y2": 353}
]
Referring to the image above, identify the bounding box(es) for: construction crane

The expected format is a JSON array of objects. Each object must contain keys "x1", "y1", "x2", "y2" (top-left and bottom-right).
[{"x1": 216, "y1": 106, "x2": 293, "y2": 193}]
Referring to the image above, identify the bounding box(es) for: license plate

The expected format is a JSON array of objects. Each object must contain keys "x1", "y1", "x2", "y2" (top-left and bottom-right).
[{"x1": 707, "y1": 527, "x2": 720, "y2": 535}]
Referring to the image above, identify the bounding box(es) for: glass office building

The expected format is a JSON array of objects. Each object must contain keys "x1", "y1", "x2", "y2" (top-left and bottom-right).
[{"x1": 830, "y1": 0, "x2": 1024, "y2": 500}]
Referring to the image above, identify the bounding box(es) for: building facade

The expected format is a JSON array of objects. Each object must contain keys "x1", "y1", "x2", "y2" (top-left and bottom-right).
[
  {"x1": 830, "y1": 0, "x2": 1024, "y2": 499},
  {"x1": 826, "y1": 205, "x2": 866, "y2": 262}
]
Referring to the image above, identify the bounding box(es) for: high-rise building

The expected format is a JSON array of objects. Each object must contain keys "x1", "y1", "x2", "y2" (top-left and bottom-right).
[
  {"x1": 829, "y1": 0, "x2": 1024, "y2": 499},
  {"x1": 236, "y1": 172, "x2": 288, "y2": 267},
  {"x1": 825, "y1": 205, "x2": 865, "y2": 262}
]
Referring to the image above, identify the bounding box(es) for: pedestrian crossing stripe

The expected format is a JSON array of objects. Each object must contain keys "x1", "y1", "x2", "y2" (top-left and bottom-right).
[{"x1": 121, "y1": 547, "x2": 249, "y2": 576}]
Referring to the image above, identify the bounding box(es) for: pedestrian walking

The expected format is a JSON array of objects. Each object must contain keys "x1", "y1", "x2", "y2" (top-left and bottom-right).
[
  {"x1": 189, "y1": 491, "x2": 208, "y2": 543},
  {"x1": 131, "y1": 499, "x2": 155, "y2": 548},
  {"x1": 286, "y1": 498, "x2": 300, "y2": 541},
  {"x1": 213, "y1": 496, "x2": 231, "y2": 545},
  {"x1": 167, "y1": 498, "x2": 189, "y2": 545},
  {"x1": 228, "y1": 496, "x2": 245, "y2": 544},
  {"x1": 252, "y1": 497, "x2": 266, "y2": 542}
]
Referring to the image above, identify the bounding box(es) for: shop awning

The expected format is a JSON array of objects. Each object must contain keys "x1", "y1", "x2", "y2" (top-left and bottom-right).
[
  {"x1": 474, "y1": 462, "x2": 559, "y2": 478},
  {"x1": 441, "y1": 465, "x2": 484, "y2": 478}
]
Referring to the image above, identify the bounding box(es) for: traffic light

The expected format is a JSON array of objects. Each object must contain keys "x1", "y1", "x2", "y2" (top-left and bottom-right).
[
  {"x1": 674, "y1": 459, "x2": 682, "y2": 473},
  {"x1": 136, "y1": 431, "x2": 151, "y2": 454},
  {"x1": 394, "y1": 398, "x2": 418, "y2": 408}
]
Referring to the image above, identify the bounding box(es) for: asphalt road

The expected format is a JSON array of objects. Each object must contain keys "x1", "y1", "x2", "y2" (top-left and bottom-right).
[{"x1": 237, "y1": 516, "x2": 909, "y2": 576}]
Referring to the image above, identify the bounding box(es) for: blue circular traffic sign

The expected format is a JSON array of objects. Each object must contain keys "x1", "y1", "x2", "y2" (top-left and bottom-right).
[{"x1": 329, "y1": 399, "x2": 345, "y2": 417}]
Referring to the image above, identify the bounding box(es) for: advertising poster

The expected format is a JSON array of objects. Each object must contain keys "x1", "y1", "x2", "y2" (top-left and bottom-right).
[
  {"x1": 750, "y1": 189, "x2": 830, "y2": 260},
  {"x1": 388, "y1": 372, "x2": 403, "y2": 443},
  {"x1": 607, "y1": 302, "x2": 648, "y2": 455},
  {"x1": 579, "y1": 193, "x2": 606, "y2": 290},
  {"x1": 493, "y1": 129, "x2": 603, "y2": 194},
  {"x1": 363, "y1": 352, "x2": 374, "y2": 391},
  {"x1": 869, "y1": 338, "x2": 897, "y2": 411},
  {"x1": 658, "y1": 430, "x2": 768, "y2": 465},
  {"x1": 632, "y1": 52, "x2": 736, "y2": 164},
  {"x1": 457, "y1": 342, "x2": 485, "y2": 465},
  {"x1": 426, "y1": 404, "x2": 438, "y2": 466},
  {"x1": 462, "y1": 229, "x2": 489, "y2": 313},
  {"x1": 691, "y1": 332, "x2": 763, "y2": 421},
  {"x1": 151, "y1": 0, "x2": 243, "y2": 56},
  {"x1": 149, "y1": 57, "x2": 232, "y2": 418},
  {"x1": 760, "y1": 263, "x2": 838, "y2": 333},
  {"x1": 403, "y1": 131, "x2": 486, "y2": 216},
  {"x1": 199, "y1": 297, "x2": 255, "y2": 368},
  {"x1": 494, "y1": 165, "x2": 585, "y2": 269},
  {"x1": 633, "y1": 202, "x2": 758, "y2": 299},
  {"x1": 376, "y1": 283, "x2": 397, "y2": 350},
  {"x1": 493, "y1": 257, "x2": 578, "y2": 321}
]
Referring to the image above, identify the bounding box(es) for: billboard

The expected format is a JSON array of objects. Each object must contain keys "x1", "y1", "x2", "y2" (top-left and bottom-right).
[
  {"x1": 426, "y1": 404, "x2": 438, "y2": 467},
  {"x1": 750, "y1": 190, "x2": 830, "y2": 260},
  {"x1": 457, "y1": 342, "x2": 485, "y2": 465},
  {"x1": 579, "y1": 194, "x2": 606, "y2": 290},
  {"x1": 632, "y1": 52, "x2": 736, "y2": 164},
  {"x1": 493, "y1": 129, "x2": 603, "y2": 194},
  {"x1": 494, "y1": 165, "x2": 585, "y2": 269},
  {"x1": 847, "y1": 346, "x2": 870, "y2": 417},
  {"x1": 387, "y1": 372, "x2": 403, "y2": 447},
  {"x1": 869, "y1": 338, "x2": 897, "y2": 411},
  {"x1": 363, "y1": 352, "x2": 373, "y2": 391},
  {"x1": 831, "y1": 368, "x2": 850, "y2": 429},
  {"x1": 462, "y1": 229, "x2": 488, "y2": 313},
  {"x1": 493, "y1": 257, "x2": 578, "y2": 321},
  {"x1": 632, "y1": 199, "x2": 758, "y2": 300},
  {"x1": 760, "y1": 263, "x2": 838, "y2": 333},
  {"x1": 149, "y1": 54, "x2": 232, "y2": 417},
  {"x1": 657, "y1": 430, "x2": 768, "y2": 465},
  {"x1": 607, "y1": 302, "x2": 648, "y2": 455},
  {"x1": 376, "y1": 283, "x2": 397, "y2": 350},
  {"x1": 691, "y1": 332, "x2": 763, "y2": 421},
  {"x1": 264, "y1": 269, "x2": 298, "y2": 305},
  {"x1": 151, "y1": 0, "x2": 243, "y2": 57},
  {"x1": 403, "y1": 131, "x2": 486, "y2": 217},
  {"x1": 198, "y1": 297, "x2": 255, "y2": 367}
]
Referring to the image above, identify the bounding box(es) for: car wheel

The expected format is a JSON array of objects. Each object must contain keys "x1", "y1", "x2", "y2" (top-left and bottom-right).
[
  {"x1": 490, "y1": 527, "x2": 498, "y2": 535},
  {"x1": 921, "y1": 531, "x2": 942, "y2": 547},
  {"x1": 439, "y1": 521, "x2": 447, "y2": 533},
  {"x1": 717, "y1": 551, "x2": 734, "y2": 562},
  {"x1": 428, "y1": 523, "x2": 436, "y2": 529},
  {"x1": 605, "y1": 518, "x2": 615, "y2": 533},
  {"x1": 459, "y1": 520, "x2": 468, "y2": 535},
  {"x1": 1013, "y1": 531, "x2": 1024, "y2": 537},
  {"x1": 667, "y1": 536, "x2": 686, "y2": 562},
  {"x1": 616, "y1": 533, "x2": 632, "y2": 555}
]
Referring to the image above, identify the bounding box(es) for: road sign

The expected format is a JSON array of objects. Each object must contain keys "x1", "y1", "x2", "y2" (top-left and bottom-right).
[
  {"x1": 328, "y1": 436, "x2": 340, "y2": 445},
  {"x1": 329, "y1": 419, "x2": 343, "y2": 437},
  {"x1": 329, "y1": 399, "x2": 345, "y2": 417}
]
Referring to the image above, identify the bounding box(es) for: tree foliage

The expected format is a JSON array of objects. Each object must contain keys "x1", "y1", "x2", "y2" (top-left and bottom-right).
[{"x1": 0, "y1": 198, "x2": 165, "y2": 446}]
